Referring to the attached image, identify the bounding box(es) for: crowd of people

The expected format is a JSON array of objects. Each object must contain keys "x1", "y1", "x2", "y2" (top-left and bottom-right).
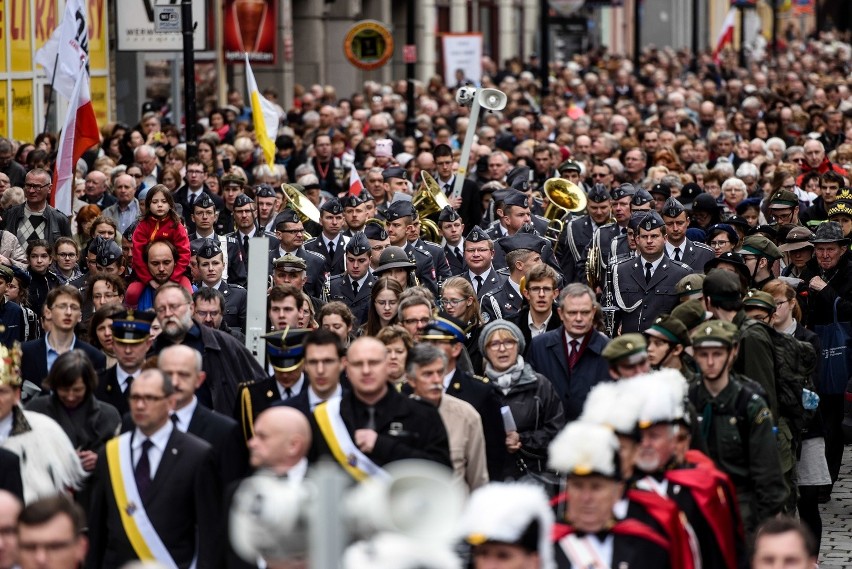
[{"x1": 0, "y1": 29, "x2": 850, "y2": 569}]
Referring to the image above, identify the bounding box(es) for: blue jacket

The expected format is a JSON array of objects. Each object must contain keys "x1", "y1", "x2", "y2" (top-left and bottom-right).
[{"x1": 526, "y1": 327, "x2": 610, "y2": 421}]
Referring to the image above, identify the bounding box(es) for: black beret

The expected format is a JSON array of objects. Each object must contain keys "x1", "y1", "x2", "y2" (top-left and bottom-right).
[
  {"x1": 233, "y1": 194, "x2": 254, "y2": 208},
  {"x1": 438, "y1": 205, "x2": 460, "y2": 223},
  {"x1": 385, "y1": 200, "x2": 416, "y2": 221},
  {"x1": 345, "y1": 232, "x2": 371, "y2": 255},
  {"x1": 382, "y1": 166, "x2": 407, "y2": 181},
  {"x1": 320, "y1": 198, "x2": 343, "y2": 215}
]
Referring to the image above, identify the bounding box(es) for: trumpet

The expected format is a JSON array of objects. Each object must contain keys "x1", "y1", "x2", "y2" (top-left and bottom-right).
[{"x1": 543, "y1": 178, "x2": 586, "y2": 256}]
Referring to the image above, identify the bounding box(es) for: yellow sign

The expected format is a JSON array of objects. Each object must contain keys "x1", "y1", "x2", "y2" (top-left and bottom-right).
[
  {"x1": 11, "y1": 79, "x2": 34, "y2": 141},
  {"x1": 0, "y1": 0, "x2": 6, "y2": 73},
  {"x1": 343, "y1": 20, "x2": 394, "y2": 71},
  {"x1": 9, "y1": 0, "x2": 32, "y2": 72},
  {"x1": 0, "y1": 88, "x2": 6, "y2": 134},
  {"x1": 91, "y1": 75, "x2": 108, "y2": 127}
]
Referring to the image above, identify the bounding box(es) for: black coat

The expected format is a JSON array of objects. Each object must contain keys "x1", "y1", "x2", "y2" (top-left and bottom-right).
[
  {"x1": 0, "y1": 448, "x2": 23, "y2": 502},
  {"x1": 304, "y1": 234, "x2": 348, "y2": 276},
  {"x1": 21, "y1": 337, "x2": 107, "y2": 389},
  {"x1": 86, "y1": 429, "x2": 221, "y2": 569},
  {"x1": 95, "y1": 366, "x2": 131, "y2": 418},
  {"x1": 1, "y1": 203, "x2": 72, "y2": 247},
  {"x1": 800, "y1": 251, "x2": 852, "y2": 327}
]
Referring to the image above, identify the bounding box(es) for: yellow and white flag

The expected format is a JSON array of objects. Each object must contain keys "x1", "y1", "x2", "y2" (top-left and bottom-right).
[{"x1": 245, "y1": 55, "x2": 280, "y2": 170}]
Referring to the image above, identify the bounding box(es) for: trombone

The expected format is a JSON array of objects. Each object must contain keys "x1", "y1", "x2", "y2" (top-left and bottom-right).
[{"x1": 543, "y1": 178, "x2": 586, "y2": 256}]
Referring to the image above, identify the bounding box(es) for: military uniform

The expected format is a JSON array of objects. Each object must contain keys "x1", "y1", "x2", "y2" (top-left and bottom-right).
[
  {"x1": 557, "y1": 214, "x2": 598, "y2": 283},
  {"x1": 668, "y1": 238, "x2": 715, "y2": 271},
  {"x1": 463, "y1": 267, "x2": 507, "y2": 300},
  {"x1": 444, "y1": 241, "x2": 468, "y2": 275},
  {"x1": 480, "y1": 278, "x2": 524, "y2": 323},
  {"x1": 269, "y1": 245, "x2": 327, "y2": 299},
  {"x1": 590, "y1": 222, "x2": 626, "y2": 267},
  {"x1": 612, "y1": 256, "x2": 693, "y2": 333},
  {"x1": 404, "y1": 241, "x2": 439, "y2": 295},
  {"x1": 303, "y1": 234, "x2": 349, "y2": 276},
  {"x1": 411, "y1": 238, "x2": 452, "y2": 284},
  {"x1": 212, "y1": 281, "x2": 247, "y2": 332},
  {"x1": 327, "y1": 272, "x2": 376, "y2": 328}
]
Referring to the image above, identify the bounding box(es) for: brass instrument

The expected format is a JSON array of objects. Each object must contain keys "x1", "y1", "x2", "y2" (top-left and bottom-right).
[
  {"x1": 281, "y1": 183, "x2": 321, "y2": 240},
  {"x1": 586, "y1": 241, "x2": 602, "y2": 292},
  {"x1": 543, "y1": 178, "x2": 586, "y2": 255},
  {"x1": 412, "y1": 171, "x2": 451, "y2": 244}
]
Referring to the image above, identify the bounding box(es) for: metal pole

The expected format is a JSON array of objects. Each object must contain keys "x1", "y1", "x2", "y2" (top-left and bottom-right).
[
  {"x1": 633, "y1": 0, "x2": 641, "y2": 73},
  {"x1": 451, "y1": 95, "x2": 482, "y2": 199},
  {"x1": 738, "y1": 6, "x2": 746, "y2": 68},
  {"x1": 42, "y1": 53, "x2": 59, "y2": 134},
  {"x1": 405, "y1": 0, "x2": 416, "y2": 137},
  {"x1": 539, "y1": 0, "x2": 549, "y2": 97},
  {"x1": 182, "y1": 0, "x2": 198, "y2": 144},
  {"x1": 771, "y1": 0, "x2": 777, "y2": 59},
  {"x1": 691, "y1": 0, "x2": 700, "y2": 61}
]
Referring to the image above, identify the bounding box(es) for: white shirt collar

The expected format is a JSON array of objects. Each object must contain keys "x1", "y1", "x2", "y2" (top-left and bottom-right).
[
  {"x1": 308, "y1": 385, "x2": 342, "y2": 410},
  {"x1": 133, "y1": 420, "x2": 173, "y2": 454},
  {"x1": 171, "y1": 396, "x2": 198, "y2": 432},
  {"x1": 469, "y1": 266, "x2": 492, "y2": 280},
  {"x1": 0, "y1": 413, "x2": 12, "y2": 444},
  {"x1": 528, "y1": 311, "x2": 553, "y2": 337},
  {"x1": 277, "y1": 373, "x2": 305, "y2": 399},
  {"x1": 195, "y1": 228, "x2": 216, "y2": 239},
  {"x1": 640, "y1": 255, "x2": 665, "y2": 275},
  {"x1": 323, "y1": 235, "x2": 339, "y2": 249},
  {"x1": 508, "y1": 278, "x2": 521, "y2": 295},
  {"x1": 286, "y1": 457, "x2": 309, "y2": 483},
  {"x1": 188, "y1": 188, "x2": 204, "y2": 199},
  {"x1": 45, "y1": 333, "x2": 76, "y2": 354},
  {"x1": 350, "y1": 273, "x2": 369, "y2": 288},
  {"x1": 239, "y1": 227, "x2": 257, "y2": 240},
  {"x1": 203, "y1": 279, "x2": 224, "y2": 290},
  {"x1": 442, "y1": 368, "x2": 457, "y2": 391},
  {"x1": 116, "y1": 365, "x2": 140, "y2": 393},
  {"x1": 665, "y1": 240, "x2": 687, "y2": 257}
]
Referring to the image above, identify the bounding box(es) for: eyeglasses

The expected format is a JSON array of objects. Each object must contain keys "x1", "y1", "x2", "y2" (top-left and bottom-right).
[
  {"x1": 527, "y1": 286, "x2": 554, "y2": 295},
  {"x1": 23, "y1": 182, "x2": 50, "y2": 190},
  {"x1": 441, "y1": 297, "x2": 467, "y2": 307},
  {"x1": 708, "y1": 240, "x2": 730, "y2": 248},
  {"x1": 129, "y1": 394, "x2": 169, "y2": 404},
  {"x1": 92, "y1": 292, "x2": 118, "y2": 301},
  {"x1": 57, "y1": 252, "x2": 78, "y2": 259},
  {"x1": 187, "y1": 169, "x2": 206, "y2": 175},
  {"x1": 155, "y1": 302, "x2": 190, "y2": 316},
  {"x1": 195, "y1": 310, "x2": 221, "y2": 318},
  {"x1": 465, "y1": 247, "x2": 491, "y2": 254},
  {"x1": 401, "y1": 317, "x2": 431, "y2": 326},
  {"x1": 52, "y1": 303, "x2": 81, "y2": 312},
  {"x1": 486, "y1": 339, "x2": 518, "y2": 351}
]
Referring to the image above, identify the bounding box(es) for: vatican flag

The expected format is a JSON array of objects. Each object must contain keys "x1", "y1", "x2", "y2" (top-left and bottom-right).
[{"x1": 245, "y1": 55, "x2": 280, "y2": 169}]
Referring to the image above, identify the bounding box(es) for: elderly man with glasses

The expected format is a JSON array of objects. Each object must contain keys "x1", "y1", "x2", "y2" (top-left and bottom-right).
[{"x1": 1, "y1": 168, "x2": 71, "y2": 249}]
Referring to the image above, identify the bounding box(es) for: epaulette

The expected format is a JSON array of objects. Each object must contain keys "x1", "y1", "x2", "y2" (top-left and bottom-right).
[
  {"x1": 411, "y1": 246, "x2": 433, "y2": 259},
  {"x1": 228, "y1": 282, "x2": 247, "y2": 290},
  {"x1": 669, "y1": 259, "x2": 693, "y2": 271},
  {"x1": 473, "y1": 375, "x2": 490, "y2": 384},
  {"x1": 304, "y1": 237, "x2": 318, "y2": 244},
  {"x1": 693, "y1": 241, "x2": 714, "y2": 252},
  {"x1": 237, "y1": 380, "x2": 257, "y2": 389},
  {"x1": 496, "y1": 267, "x2": 511, "y2": 276},
  {"x1": 328, "y1": 274, "x2": 345, "y2": 281},
  {"x1": 303, "y1": 249, "x2": 326, "y2": 260},
  {"x1": 225, "y1": 235, "x2": 239, "y2": 244}
]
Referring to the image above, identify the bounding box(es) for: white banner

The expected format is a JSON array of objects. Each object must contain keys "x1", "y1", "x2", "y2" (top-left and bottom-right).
[
  {"x1": 442, "y1": 34, "x2": 483, "y2": 87},
  {"x1": 116, "y1": 0, "x2": 207, "y2": 52}
]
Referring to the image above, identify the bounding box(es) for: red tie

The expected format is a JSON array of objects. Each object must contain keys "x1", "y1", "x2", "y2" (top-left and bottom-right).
[{"x1": 568, "y1": 339, "x2": 581, "y2": 369}]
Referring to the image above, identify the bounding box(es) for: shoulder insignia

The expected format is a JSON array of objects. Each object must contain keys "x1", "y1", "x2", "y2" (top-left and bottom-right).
[
  {"x1": 481, "y1": 311, "x2": 491, "y2": 323},
  {"x1": 474, "y1": 375, "x2": 489, "y2": 383},
  {"x1": 266, "y1": 390, "x2": 275, "y2": 398},
  {"x1": 304, "y1": 237, "x2": 318, "y2": 244},
  {"x1": 496, "y1": 267, "x2": 510, "y2": 276},
  {"x1": 754, "y1": 407, "x2": 772, "y2": 425},
  {"x1": 237, "y1": 380, "x2": 256, "y2": 389},
  {"x1": 329, "y1": 274, "x2": 345, "y2": 281},
  {"x1": 230, "y1": 283, "x2": 247, "y2": 290},
  {"x1": 304, "y1": 250, "x2": 326, "y2": 260}
]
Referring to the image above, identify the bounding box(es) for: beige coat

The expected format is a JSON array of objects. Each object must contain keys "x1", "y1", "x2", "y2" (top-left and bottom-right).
[
  {"x1": 438, "y1": 394, "x2": 489, "y2": 492},
  {"x1": 0, "y1": 230, "x2": 27, "y2": 269}
]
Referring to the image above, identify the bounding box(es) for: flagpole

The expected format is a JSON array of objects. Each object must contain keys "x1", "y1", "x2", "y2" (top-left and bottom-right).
[{"x1": 42, "y1": 53, "x2": 60, "y2": 134}]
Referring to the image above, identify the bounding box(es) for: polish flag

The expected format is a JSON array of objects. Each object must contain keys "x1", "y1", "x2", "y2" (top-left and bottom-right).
[
  {"x1": 713, "y1": 8, "x2": 737, "y2": 64},
  {"x1": 348, "y1": 167, "x2": 365, "y2": 197},
  {"x1": 53, "y1": 71, "x2": 100, "y2": 216}
]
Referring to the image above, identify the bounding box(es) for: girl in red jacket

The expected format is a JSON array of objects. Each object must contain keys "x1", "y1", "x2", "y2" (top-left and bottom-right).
[{"x1": 130, "y1": 184, "x2": 192, "y2": 292}]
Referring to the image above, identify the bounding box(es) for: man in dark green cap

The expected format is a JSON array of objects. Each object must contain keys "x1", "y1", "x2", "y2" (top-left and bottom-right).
[
  {"x1": 736, "y1": 234, "x2": 782, "y2": 290},
  {"x1": 767, "y1": 189, "x2": 801, "y2": 226},
  {"x1": 742, "y1": 289, "x2": 776, "y2": 324},
  {"x1": 686, "y1": 320, "x2": 788, "y2": 535},
  {"x1": 601, "y1": 333, "x2": 651, "y2": 379}
]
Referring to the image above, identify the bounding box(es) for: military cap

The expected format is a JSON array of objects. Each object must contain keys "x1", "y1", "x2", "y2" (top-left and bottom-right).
[
  {"x1": 650, "y1": 182, "x2": 672, "y2": 199},
  {"x1": 827, "y1": 202, "x2": 852, "y2": 219},
  {"x1": 359, "y1": 189, "x2": 375, "y2": 203},
  {"x1": 341, "y1": 194, "x2": 364, "y2": 209},
  {"x1": 192, "y1": 193, "x2": 216, "y2": 212},
  {"x1": 587, "y1": 184, "x2": 611, "y2": 203},
  {"x1": 501, "y1": 190, "x2": 529, "y2": 208},
  {"x1": 810, "y1": 221, "x2": 849, "y2": 245},
  {"x1": 255, "y1": 184, "x2": 276, "y2": 199},
  {"x1": 725, "y1": 215, "x2": 750, "y2": 231},
  {"x1": 743, "y1": 289, "x2": 776, "y2": 312},
  {"x1": 190, "y1": 238, "x2": 206, "y2": 257},
  {"x1": 548, "y1": 422, "x2": 622, "y2": 480},
  {"x1": 671, "y1": 299, "x2": 712, "y2": 331},
  {"x1": 345, "y1": 232, "x2": 371, "y2": 256},
  {"x1": 0, "y1": 344, "x2": 22, "y2": 387},
  {"x1": 319, "y1": 198, "x2": 343, "y2": 215},
  {"x1": 111, "y1": 310, "x2": 156, "y2": 343},
  {"x1": 421, "y1": 312, "x2": 467, "y2": 344},
  {"x1": 768, "y1": 189, "x2": 799, "y2": 209},
  {"x1": 627, "y1": 212, "x2": 648, "y2": 232},
  {"x1": 836, "y1": 188, "x2": 852, "y2": 203},
  {"x1": 736, "y1": 234, "x2": 782, "y2": 261},
  {"x1": 506, "y1": 166, "x2": 531, "y2": 192},
  {"x1": 273, "y1": 254, "x2": 307, "y2": 272},
  {"x1": 675, "y1": 273, "x2": 704, "y2": 298},
  {"x1": 611, "y1": 183, "x2": 637, "y2": 201},
  {"x1": 691, "y1": 193, "x2": 722, "y2": 213},
  {"x1": 220, "y1": 173, "x2": 245, "y2": 188},
  {"x1": 438, "y1": 205, "x2": 460, "y2": 223},
  {"x1": 778, "y1": 226, "x2": 815, "y2": 252},
  {"x1": 645, "y1": 315, "x2": 691, "y2": 347},
  {"x1": 466, "y1": 226, "x2": 490, "y2": 243},
  {"x1": 95, "y1": 239, "x2": 122, "y2": 267},
  {"x1": 748, "y1": 224, "x2": 778, "y2": 240},
  {"x1": 601, "y1": 333, "x2": 648, "y2": 365},
  {"x1": 123, "y1": 221, "x2": 139, "y2": 243},
  {"x1": 637, "y1": 211, "x2": 665, "y2": 232},
  {"x1": 557, "y1": 159, "x2": 582, "y2": 173},
  {"x1": 233, "y1": 194, "x2": 254, "y2": 208},
  {"x1": 735, "y1": 197, "x2": 762, "y2": 215},
  {"x1": 264, "y1": 327, "x2": 310, "y2": 372},
  {"x1": 274, "y1": 209, "x2": 300, "y2": 227},
  {"x1": 703, "y1": 269, "x2": 743, "y2": 302},
  {"x1": 704, "y1": 251, "x2": 750, "y2": 285},
  {"x1": 661, "y1": 197, "x2": 686, "y2": 218},
  {"x1": 87, "y1": 235, "x2": 106, "y2": 254},
  {"x1": 631, "y1": 188, "x2": 654, "y2": 207},
  {"x1": 706, "y1": 223, "x2": 739, "y2": 246},
  {"x1": 374, "y1": 246, "x2": 415, "y2": 274},
  {"x1": 364, "y1": 222, "x2": 389, "y2": 241},
  {"x1": 0, "y1": 264, "x2": 13, "y2": 283},
  {"x1": 679, "y1": 183, "x2": 703, "y2": 205},
  {"x1": 498, "y1": 232, "x2": 547, "y2": 256},
  {"x1": 692, "y1": 320, "x2": 739, "y2": 349},
  {"x1": 196, "y1": 238, "x2": 222, "y2": 259},
  {"x1": 382, "y1": 166, "x2": 407, "y2": 181},
  {"x1": 10, "y1": 266, "x2": 30, "y2": 287},
  {"x1": 384, "y1": 200, "x2": 416, "y2": 221}
]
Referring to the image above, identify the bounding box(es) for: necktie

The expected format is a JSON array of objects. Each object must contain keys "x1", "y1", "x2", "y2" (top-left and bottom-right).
[
  {"x1": 673, "y1": 247, "x2": 681, "y2": 262},
  {"x1": 188, "y1": 193, "x2": 196, "y2": 208},
  {"x1": 170, "y1": 414, "x2": 179, "y2": 426},
  {"x1": 242, "y1": 235, "x2": 250, "y2": 257},
  {"x1": 328, "y1": 240, "x2": 335, "y2": 258},
  {"x1": 644, "y1": 262, "x2": 653, "y2": 283},
  {"x1": 444, "y1": 183, "x2": 452, "y2": 195},
  {"x1": 135, "y1": 439, "x2": 154, "y2": 500},
  {"x1": 352, "y1": 279, "x2": 359, "y2": 295},
  {"x1": 568, "y1": 339, "x2": 581, "y2": 369},
  {"x1": 124, "y1": 376, "x2": 134, "y2": 395},
  {"x1": 366, "y1": 406, "x2": 377, "y2": 430},
  {"x1": 474, "y1": 275, "x2": 484, "y2": 293},
  {"x1": 284, "y1": 387, "x2": 293, "y2": 399},
  {"x1": 621, "y1": 226, "x2": 627, "y2": 235},
  {"x1": 454, "y1": 247, "x2": 464, "y2": 265}
]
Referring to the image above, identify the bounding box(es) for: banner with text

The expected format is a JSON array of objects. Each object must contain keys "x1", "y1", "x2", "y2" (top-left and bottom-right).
[{"x1": 442, "y1": 34, "x2": 483, "y2": 87}]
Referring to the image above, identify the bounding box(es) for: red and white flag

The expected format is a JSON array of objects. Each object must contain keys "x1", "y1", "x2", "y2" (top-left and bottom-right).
[
  {"x1": 713, "y1": 8, "x2": 737, "y2": 64},
  {"x1": 34, "y1": 0, "x2": 89, "y2": 100},
  {"x1": 348, "y1": 167, "x2": 365, "y2": 197},
  {"x1": 53, "y1": 71, "x2": 99, "y2": 216}
]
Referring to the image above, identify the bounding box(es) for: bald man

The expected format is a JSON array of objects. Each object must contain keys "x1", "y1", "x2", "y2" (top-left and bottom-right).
[
  {"x1": 248, "y1": 407, "x2": 312, "y2": 481},
  {"x1": 308, "y1": 337, "x2": 451, "y2": 479},
  {"x1": 0, "y1": 490, "x2": 21, "y2": 569},
  {"x1": 83, "y1": 170, "x2": 116, "y2": 209}
]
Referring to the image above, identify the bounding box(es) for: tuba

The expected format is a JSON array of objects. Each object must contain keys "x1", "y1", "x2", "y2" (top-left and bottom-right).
[
  {"x1": 543, "y1": 178, "x2": 587, "y2": 255},
  {"x1": 412, "y1": 171, "x2": 451, "y2": 244},
  {"x1": 281, "y1": 183, "x2": 321, "y2": 240}
]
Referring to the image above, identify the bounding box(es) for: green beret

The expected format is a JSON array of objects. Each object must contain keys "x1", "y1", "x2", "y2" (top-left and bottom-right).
[
  {"x1": 601, "y1": 333, "x2": 647, "y2": 364},
  {"x1": 692, "y1": 320, "x2": 739, "y2": 349},
  {"x1": 743, "y1": 289, "x2": 776, "y2": 312},
  {"x1": 670, "y1": 299, "x2": 712, "y2": 332},
  {"x1": 645, "y1": 314, "x2": 691, "y2": 347}
]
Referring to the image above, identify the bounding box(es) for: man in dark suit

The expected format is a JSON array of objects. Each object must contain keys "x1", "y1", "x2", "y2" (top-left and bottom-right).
[
  {"x1": 159, "y1": 344, "x2": 248, "y2": 487},
  {"x1": 438, "y1": 206, "x2": 467, "y2": 276},
  {"x1": 173, "y1": 157, "x2": 224, "y2": 234},
  {"x1": 662, "y1": 198, "x2": 715, "y2": 271},
  {"x1": 326, "y1": 232, "x2": 375, "y2": 327},
  {"x1": 278, "y1": 329, "x2": 345, "y2": 416},
  {"x1": 95, "y1": 310, "x2": 156, "y2": 417},
  {"x1": 510, "y1": 263, "x2": 562, "y2": 355},
  {"x1": 433, "y1": 144, "x2": 482, "y2": 232},
  {"x1": 527, "y1": 283, "x2": 610, "y2": 422},
  {"x1": 612, "y1": 211, "x2": 693, "y2": 333},
  {"x1": 463, "y1": 227, "x2": 507, "y2": 300},
  {"x1": 270, "y1": 209, "x2": 326, "y2": 299},
  {"x1": 303, "y1": 198, "x2": 349, "y2": 276},
  {"x1": 87, "y1": 368, "x2": 220, "y2": 569},
  {"x1": 21, "y1": 286, "x2": 106, "y2": 390},
  {"x1": 236, "y1": 328, "x2": 310, "y2": 441}
]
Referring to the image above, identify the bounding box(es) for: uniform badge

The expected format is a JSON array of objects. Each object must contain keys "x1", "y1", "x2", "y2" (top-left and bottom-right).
[
  {"x1": 266, "y1": 390, "x2": 274, "y2": 398},
  {"x1": 504, "y1": 303, "x2": 513, "y2": 310},
  {"x1": 481, "y1": 312, "x2": 490, "y2": 323},
  {"x1": 453, "y1": 383, "x2": 461, "y2": 390},
  {"x1": 126, "y1": 502, "x2": 137, "y2": 515},
  {"x1": 347, "y1": 453, "x2": 358, "y2": 467},
  {"x1": 389, "y1": 422, "x2": 403, "y2": 436}
]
